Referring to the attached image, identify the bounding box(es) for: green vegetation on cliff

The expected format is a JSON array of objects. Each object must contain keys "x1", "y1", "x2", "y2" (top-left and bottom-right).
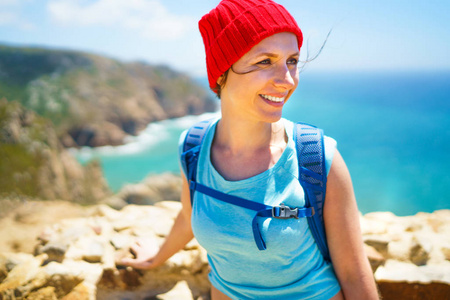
[
  {"x1": 0, "y1": 44, "x2": 217, "y2": 147},
  {"x1": 0, "y1": 99, "x2": 110, "y2": 203}
]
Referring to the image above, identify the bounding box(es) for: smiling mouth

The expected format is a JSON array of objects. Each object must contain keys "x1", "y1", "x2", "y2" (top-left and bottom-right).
[{"x1": 260, "y1": 94, "x2": 285, "y2": 103}]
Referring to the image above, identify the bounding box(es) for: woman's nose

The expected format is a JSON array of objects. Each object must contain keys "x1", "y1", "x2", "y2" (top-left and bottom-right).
[{"x1": 272, "y1": 64, "x2": 297, "y2": 89}]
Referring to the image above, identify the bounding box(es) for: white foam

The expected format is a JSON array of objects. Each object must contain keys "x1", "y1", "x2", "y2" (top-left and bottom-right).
[{"x1": 69, "y1": 111, "x2": 221, "y2": 160}]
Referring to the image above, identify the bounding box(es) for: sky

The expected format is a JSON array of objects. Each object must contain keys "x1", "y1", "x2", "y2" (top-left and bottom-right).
[{"x1": 0, "y1": 0, "x2": 449, "y2": 77}]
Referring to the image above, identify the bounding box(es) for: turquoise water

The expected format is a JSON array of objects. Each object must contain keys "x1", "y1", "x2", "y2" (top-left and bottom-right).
[{"x1": 71, "y1": 71, "x2": 450, "y2": 215}]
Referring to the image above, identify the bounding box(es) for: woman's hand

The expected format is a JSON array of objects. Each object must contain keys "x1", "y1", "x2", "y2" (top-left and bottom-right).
[
  {"x1": 119, "y1": 238, "x2": 162, "y2": 270},
  {"x1": 118, "y1": 172, "x2": 194, "y2": 271}
]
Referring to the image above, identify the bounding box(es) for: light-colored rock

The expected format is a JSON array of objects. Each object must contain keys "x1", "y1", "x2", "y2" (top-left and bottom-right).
[
  {"x1": 375, "y1": 259, "x2": 450, "y2": 299},
  {"x1": 409, "y1": 237, "x2": 431, "y2": 266},
  {"x1": 155, "y1": 201, "x2": 183, "y2": 219},
  {"x1": 442, "y1": 242, "x2": 450, "y2": 261},
  {"x1": 364, "y1": 210, "x2": 450, "y2": 299},
  {"x1": 375, "y1": 261, "x2": 449, "y2": 300},
  {"x1": 114, "y1": 204, "x2": 177, "y2": 237},
  {"x1": 117, "y1": 184, "x2": 155, "y2": 206},
  {"x1": 82, "y1": 240, "x2": 105, "y2": 263},
  {"x1": 116, "y1": 173, "x2": 183, "y2": 206},
  {"x1": 0, "y1": 253, "x2": 48, "y2": 294},
  {"x1": 90, "y1": 204, "x2": 122, "y2": 221},
  {"x1": 1, "y1": 198, "x2": 448, "y2": 300},
  {"x1": 110, "y1": 233, "x2": 134, "y2": 250},
  {"x1": 1, "y1": 202, "x2": 210, "y2": 300},
  {"x1": 0, "y1": 200, "x2": 91, "y2": 254},
  {"x1": 39, "y1": 241, "x2": 69, "y2": 263},
  {"x1": 387, "y1": 234, "x2": 413, "y2": 261},
  {"x1": 375, "y1": 260, "x2": 431, "y2": 283},
  {"x1": 364, "y1": 235, "x2": 390, "y2": 257},
  {"x1": 0, "y1": 252, "x2": 40, "y2": 275},
  {"x1": 364, "y1": 244, "x2": 385, "y2": 273},
  {"x1": 48, "y1": 260, "x2": 103, "y2": 300},
  {"x1": 102, "y1": 196, "x2": 128, "y2": 210},
  {"x1": 156, "y1": 280, "x2": 194, "y2": 300},
  {"x1": 360, "y1": 216, "x2": 388, "y2": 235}
]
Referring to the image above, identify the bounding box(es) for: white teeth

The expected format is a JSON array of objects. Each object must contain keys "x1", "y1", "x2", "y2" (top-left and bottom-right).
[{"x1": 261, "y1": 94, "x2": 285, "y2": 103}]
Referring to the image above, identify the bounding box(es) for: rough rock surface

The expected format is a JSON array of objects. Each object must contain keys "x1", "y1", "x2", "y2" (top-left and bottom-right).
[
  {"x1": 106, "y1": 173, "x2": 183, "y2": 209},
  {"x1": 361, "y1": 210, "x2": 450, "y2": 299},
  {"x1": 0, "y1": 201, "x2": 210, "y2": 300},
  {"x1": 0, "y1": 197, "x2": 449, "y2": 299}
]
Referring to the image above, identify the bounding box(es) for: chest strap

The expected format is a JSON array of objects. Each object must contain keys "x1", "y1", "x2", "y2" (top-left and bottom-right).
[{"x1": 189, "y1": 180, "x2": 315, "y2": 250}]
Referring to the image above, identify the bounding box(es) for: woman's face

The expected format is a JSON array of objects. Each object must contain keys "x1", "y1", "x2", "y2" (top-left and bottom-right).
[{"x1": 220, "y1": 32, "x2": 300, "y2": 123}]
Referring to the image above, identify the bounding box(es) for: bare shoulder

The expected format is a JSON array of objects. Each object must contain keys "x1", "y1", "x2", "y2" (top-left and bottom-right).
[
  {"x1": 324, "y1": 149, "x2": 360, "y2": 249},
  {"x1": 326, "y1": 150, "x2": 354, "y2": 202}
]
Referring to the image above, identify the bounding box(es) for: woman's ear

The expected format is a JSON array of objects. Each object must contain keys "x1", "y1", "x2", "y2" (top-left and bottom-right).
[{"x1": 217, "y1": 74, "x2": 224, "y2": 86}]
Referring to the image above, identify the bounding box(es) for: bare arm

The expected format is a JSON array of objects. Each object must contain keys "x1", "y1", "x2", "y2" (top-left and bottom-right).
[
  {"x1": 324, "y1": 150, "x2": 379, "y2": 299},
  {"x1": 120, "y1": 171, "x2": 194, "y2": 269}
]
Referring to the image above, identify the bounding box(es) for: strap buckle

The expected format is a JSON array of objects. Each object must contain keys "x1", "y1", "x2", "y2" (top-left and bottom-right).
[{"x1": 272, "y1": 203, "x2": 299, "y2": 219}]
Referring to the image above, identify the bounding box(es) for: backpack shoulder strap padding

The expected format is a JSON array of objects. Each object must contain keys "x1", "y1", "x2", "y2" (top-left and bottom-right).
[
  {"x1": 180, "y1": 118, "x2": 215, "y2": 205},
  {"x1": 294, "y1": 122, "x2": 330, "y2": 262}
]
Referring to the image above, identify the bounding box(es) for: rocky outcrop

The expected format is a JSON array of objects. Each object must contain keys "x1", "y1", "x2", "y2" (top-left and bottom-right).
[
  {"x1": 0, "y1": 174, "x2": 450, "y2": 300},
  {"x1": 361, "y1": 210, "x2": 450, "y2": 299},
  {"x1": 0, "y1": 99, "x2": 110, "y2": 205},
  {"x1": 0, "y1": 192, "x2": 448, "y2": 299},
  {"x1": 0, "y1": 44, "x2": 217, "y2": 147},
  {"x1": 105, "y1": 173, "x2": 183, "y2": 209},
  {"x1": 0, "y1": 202, "x2": 210, "y2": 300}
]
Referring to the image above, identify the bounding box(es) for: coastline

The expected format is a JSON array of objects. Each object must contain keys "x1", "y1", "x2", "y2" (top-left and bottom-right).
[
  {"x1": 69, "y1": 112, "x2": 221, "y2": 164},
  {"x1": 68, "y1": 112, "x2": 221, "y2": 194}
]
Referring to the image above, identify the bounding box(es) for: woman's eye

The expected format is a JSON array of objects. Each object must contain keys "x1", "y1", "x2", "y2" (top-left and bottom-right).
[
  {"x1": 288, "y1": 58, "x2": 299, "y2": 65},
  {"x1": 257, "y1": 59, "x2": 271, "y2": 65}
]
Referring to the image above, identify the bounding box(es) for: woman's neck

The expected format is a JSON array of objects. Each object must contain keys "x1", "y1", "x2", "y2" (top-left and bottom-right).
[
  {"x1": 209, "y1": 116, "x2": 287, "y2": 181},
  {"x1": 214, "y1": 116, "x2": 287, "y2": 155}
]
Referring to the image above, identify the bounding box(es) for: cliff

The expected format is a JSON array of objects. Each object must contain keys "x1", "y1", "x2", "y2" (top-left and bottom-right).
[
  {"x1": 0, "y1": 44, "x2": 217, "y2": 147},
  {"x1": 0, "y1": 99, "x2": 110, "y2": 205}
]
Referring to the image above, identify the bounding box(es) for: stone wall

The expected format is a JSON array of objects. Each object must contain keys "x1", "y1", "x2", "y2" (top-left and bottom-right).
[
  {"x1": 362, "y1": 210, "x2": 450, "y2": 299},
  {"x1": 0, "y1": 201, "x2": 449, "y2": 299}
]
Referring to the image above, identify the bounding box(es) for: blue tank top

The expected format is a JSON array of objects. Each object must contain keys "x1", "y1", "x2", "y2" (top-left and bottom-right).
[{"x1": 179, "y1": 118, "x2": 341, "y2": 300}]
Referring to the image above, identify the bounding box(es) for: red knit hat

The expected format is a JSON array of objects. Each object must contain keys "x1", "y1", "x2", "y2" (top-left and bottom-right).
[{"x1": 199, "y1": 0, "x2": 303, "y2": 92}]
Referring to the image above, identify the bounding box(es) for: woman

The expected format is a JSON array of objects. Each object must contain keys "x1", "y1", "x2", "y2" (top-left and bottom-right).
[{"x1": 121, "y1": 0, "x2": 379, "y2": 299}]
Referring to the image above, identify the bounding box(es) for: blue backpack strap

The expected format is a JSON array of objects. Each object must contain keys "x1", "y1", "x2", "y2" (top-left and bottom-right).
[
  {"x1": 190, "y1": 181, "x2": 314, "y2": 250},
  {"x1": 180, "y1": 119, "x2": 215, "y2": 205},
  {"x1": 294, "y1": 122, "x2": 330, "y2": 262}
]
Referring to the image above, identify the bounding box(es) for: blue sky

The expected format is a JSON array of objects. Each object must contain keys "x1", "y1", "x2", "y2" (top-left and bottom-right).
[{"x1": 1, "y1": 0, "x2": 449, "y2": 77}]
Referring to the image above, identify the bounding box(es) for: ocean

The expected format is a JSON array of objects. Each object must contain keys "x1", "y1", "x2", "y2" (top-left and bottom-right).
[{"x1": 71, "y1": 71, "x2": 450, "y2": 216}]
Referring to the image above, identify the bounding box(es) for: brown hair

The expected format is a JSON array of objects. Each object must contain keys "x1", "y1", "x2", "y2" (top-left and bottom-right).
[{"x1": 212, "y1": 69, "x2": 230, "y2": 99}]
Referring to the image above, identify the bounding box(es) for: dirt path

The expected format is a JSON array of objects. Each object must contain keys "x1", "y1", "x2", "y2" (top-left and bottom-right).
[{"x1": 0, "y1": 200, "x2": 91, "y2": 253}]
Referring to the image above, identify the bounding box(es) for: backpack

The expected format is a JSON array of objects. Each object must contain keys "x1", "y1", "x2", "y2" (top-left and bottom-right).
[{"x1": 180, "y1": 119, "x2": 330, "y2": 262}]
